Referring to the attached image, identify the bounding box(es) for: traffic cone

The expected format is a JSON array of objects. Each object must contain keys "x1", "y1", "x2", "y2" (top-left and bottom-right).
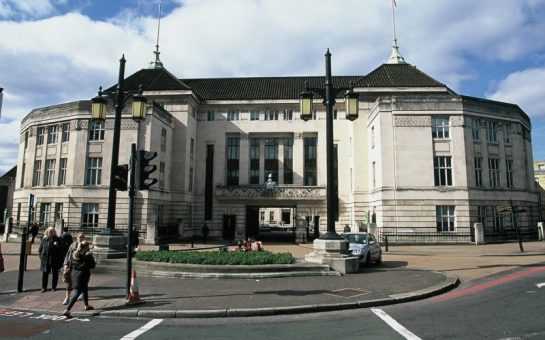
[{"x1": 126, "y1": 269, "x2": 144, "y2": 306}]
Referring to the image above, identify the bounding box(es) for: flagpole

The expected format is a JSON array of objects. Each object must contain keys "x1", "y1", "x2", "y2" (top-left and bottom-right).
[{"x1": 391, "y1": 0, "x2": 397, "y2": 43}]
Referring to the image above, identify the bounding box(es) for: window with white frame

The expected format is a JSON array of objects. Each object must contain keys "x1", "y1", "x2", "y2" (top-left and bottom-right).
[
  {"x1": 37, "y1": 127, "x2": 46, "y2": 145},
  {"x1": 265, "y1": 110, "x2": 278, "y2": 121},
  {"x1": 434, "y1": 156, "x2": 452, "y2": 186},
  {"x1": 61, "y1": 123, "x2": 70, "y2": 142},
  {"x1": 89, "y1": 120, "x2": 105, "y2": 141},
  {"x1": 284, "y1": 110, "x2": 293, "y2": 120},
  {"x1": 47, "y1": 125, "x2": 58, "y2": 144},
  {"x1": 40, "y1": 203, "x2": 52, "y2": 227},
  {"x1": 436, "y1": 205, "x2": 455, "y2": 231},
  {"x1": 227, "y1": 111, "x2": 239, "y2": 121},
  {"x1": 485, "y1": 121, "x2": 497, "y2": 143},
  {"x1": 44, "y1": 159, "x2": 56, "y2": 186},
  {"x1": 472, "y1": 119, "x2": 480, "y2": 140},
  {"x1": 488, "y1": 158, "x2": 500, "y2": 187},
  {"x1": 160, "y1": 128, "x2": 167, "y2": 150},
  {"x1": 85, "y1": 157, "x2": 102, "y2": 185},
  {"x1": 81, "y1": 203, "x2": 99, "y2": 229},
  {"x1": 58, "y1": 158, "x2": 67, "y2": 185},
  {"x1": 506, "y1": 159, "x2": 513, "y2": 188},
  {"x1": 493, "y1": 206, "x2": 504, "y2": 230},
  {"x1": 207, "y1": 111, "x2": 215, "y2": 121},
  {"x1": 33, "y1": 160, "x2": 42, "y2": 187},
  {"x1": 432, "y1": 116, "x2": 450, "y2": 139},
  {"x1": 250, "y1": 111, "x2": 260, "y2": 121},
  {"x1": 474, "y1": 157, "x2": 483, "y2": 187},
  {"x1": 503, "y1": 124, "x2": 511, "y2": 144},
  {"x1": 54, "y1": 203, "x2": 63, "y2": 223}
]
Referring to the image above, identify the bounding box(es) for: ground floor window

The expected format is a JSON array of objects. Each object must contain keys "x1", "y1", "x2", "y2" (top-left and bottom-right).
[
  {"x1": 40, "y1": 203, "x2": 51, "y2": 227},
  {"x1": 436, "y1": 205, "x2": 455, "y2": 231},
  {"x1": 81, "y1": 203, "x2": 99, "y2": 229}
]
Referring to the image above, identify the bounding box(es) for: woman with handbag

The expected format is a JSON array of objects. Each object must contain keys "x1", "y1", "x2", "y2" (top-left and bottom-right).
[
  {"x1": 62, "y1": 232, "x2": 84, "y2": 304},
  {"x1": 63, "y1": 240, "x2": 95, "y2": 317}
]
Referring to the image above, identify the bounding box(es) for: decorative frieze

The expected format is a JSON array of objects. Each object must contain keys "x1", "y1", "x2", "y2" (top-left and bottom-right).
[
  {"x1": 215, "y1": 185, "x2": 326, "y2": 201},
  {"x1": 450, "y1": 115, "x2": 465, "y2": 127},
  {"x1": 394, "y1": 116, "x2": 431, "y2": 127}
]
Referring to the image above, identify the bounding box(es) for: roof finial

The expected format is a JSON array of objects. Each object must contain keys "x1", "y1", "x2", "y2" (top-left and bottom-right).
[
  {"x1": 387, "y1": 0, "x2": 406, "y2": 64},
  {"x1": 149, "y1": 0, "x2": 164, "y2": 69}
]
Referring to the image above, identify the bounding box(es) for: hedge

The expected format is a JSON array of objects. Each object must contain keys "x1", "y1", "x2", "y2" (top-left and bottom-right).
[{"x1": 135, "y1": 250, "x2": 295, "y2": 265}]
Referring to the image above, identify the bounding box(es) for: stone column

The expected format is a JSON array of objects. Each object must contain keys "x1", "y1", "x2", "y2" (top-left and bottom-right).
[{"x1": 538, "y1": 222, "x2": 544, "y2": 241}]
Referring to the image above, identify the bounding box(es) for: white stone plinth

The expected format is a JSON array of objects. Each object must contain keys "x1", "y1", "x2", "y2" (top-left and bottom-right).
[
  {"x1": 304, "y1": 238, "x2": 359, "y2": 274},
  {"x1": 474, "y1": 222, "x2": 484, "y2": 245},
  {"x1": 93, "y1": 233, "x2": 127, "y2": 260}
]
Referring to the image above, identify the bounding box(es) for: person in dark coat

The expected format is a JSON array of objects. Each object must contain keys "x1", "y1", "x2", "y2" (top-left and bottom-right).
[
  {"x1": 38, "y1": 227, "x2": 64, "y2": 292},
  {"x1": 131, "y1": 227, "x2": 139, "y2": 251},
  {"x1": 343, "y1": 224, "x2": 351, "y2": 233},
  {"x1": 29, "y1": 223, "x2": 39, "y2": 243},
  {"x1": 61, "y1": 231, "x2": 82, "y2": 305},
  {"x1": 63, "y1": 240, "x2": 95, "y2": 317},
  {"x1": 201, "y1": 223, "x2": 209, "y2": 244}
]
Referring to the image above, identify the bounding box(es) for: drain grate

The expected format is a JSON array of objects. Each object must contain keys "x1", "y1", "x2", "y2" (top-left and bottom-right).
[{"x1": 326, "y1": 288, "x2": 369, "y2": 298}]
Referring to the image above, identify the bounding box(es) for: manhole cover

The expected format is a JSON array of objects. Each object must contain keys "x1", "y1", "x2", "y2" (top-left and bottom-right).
[{"x1": 326, "y1": 288, "x2": 369, "y2": 298}]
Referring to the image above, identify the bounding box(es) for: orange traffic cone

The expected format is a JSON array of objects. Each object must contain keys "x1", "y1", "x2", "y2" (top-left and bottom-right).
[{"x1": 126, "y1": 269, "x2": 144, "y2": 306}]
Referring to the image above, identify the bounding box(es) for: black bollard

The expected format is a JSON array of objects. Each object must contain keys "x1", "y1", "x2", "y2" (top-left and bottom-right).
[{"x1": 17, "y1": 228, "x2": 28, "y2": 292}]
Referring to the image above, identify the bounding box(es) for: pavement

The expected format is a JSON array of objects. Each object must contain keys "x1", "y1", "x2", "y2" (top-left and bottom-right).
[{"x1": 1, "y1": 238, "x2": 544, "y2": 318}]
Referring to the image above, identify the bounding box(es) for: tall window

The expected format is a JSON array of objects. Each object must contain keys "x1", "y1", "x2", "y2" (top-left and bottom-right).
[
  {"x1": 47, "y1": 125, "x2": 58, "y2": 144},
  {"x1": 488, "y1": 158, "x2": 500, "y2": 187},
  {"x1": 250, "y1": 138, "x2": 260, "y2": 184},
  {"x1": 24, "y1": 131, "x2": 29, "y2": 149},
  {"x1": 503, "y1": 124, "x2": 511, "y2": 144},
  {"x1": 304, "y1": 137, "x2": 317, "y2": 186},
  {"x1": 58, "y1": 158, "x2": 67, "y2": 185},
  {"x1": 505, "y1": 159, "x2": 513, "y2": 188},
  {"x1": 81, "y1": 203, "x2": 99, "y2": 229},
  {"x1": 54, "y1": 203, "x2": 63, "y2": 223},
  {"x1": 160, "y1": 128, "x2": 167, "y2": 150},
  {"x1": 89, "y1": 120, "x2": 105, "y2": 141},
  {"x1": 207, "y1": 111, "x2": 215, "y2": 121},
  {"x1": 265, "y1": 110, "x2": 278, "y2": 121},
  {"x1": 486, "y1": 121, "x2": 497, "y2": 143},
  {"x1": 264, "y1": 138, "x2": 279, "y2": 182},
  {"x1": 40, "y1": 203, "x2": 51, "y2": 227},
  {"x1": 226, "y1": 137, "x2": 240, "y2": 186},
  {"x1": 269, "y1": 211, "x2": 274, "y2": 223},
  {"x1": 493, "y1": 206, "x2": 504, "y2": 230},
  {"x1": 159, "y1": 161, "x2": 165, "y2": 190},
  {"x1": 432, "y1": 116, "x2": 450, "y2": 139},
  {"x1": 33, "y1": 160, "x2": 42, "y2": 187},
  {"x1": 472, "y1": 119, "x2": 480, "y2": 140},
  {"x1": 61, "y1": 123, "x2": 70, "y2": 142},
  {"x1": 283, "y1": 138, "x2": 293, "y2": 184},
  {"x1": 44, "y1": 159, "x2": 56, "y2": 186},
  {"x1": 474, "y1": 157, "x2": 483, "y2": 187},
  {"x1": 250, "y1": 111, "x2": 260, "y2": 121},
  {"x1": 189, "y1": 138, "x2": 195, "y2": 192},
  {"x1": 37, "y1": 127, "x2": 46, "y2": 145},
  {"x1": 478, "y1": 205, "x2": 487, "y2": 226},
  {"x1": 436, "y1": 205, "x2": 455, "y2": 231},
  {"x1": 20, "y1": 162, "x2": 25, "y2": 188},
  {"x1": 434, "y1": 156, "x2": 452, "y2": 186},
  {"x1": 227, "y1": 111, "x2": 239, "y2": 121},
  {"x1": 85, "y1": 157, "x2": 102, "y2": 185},
  {"x1": 284, "y1": 110, "x2": 293, "y2": 121}
]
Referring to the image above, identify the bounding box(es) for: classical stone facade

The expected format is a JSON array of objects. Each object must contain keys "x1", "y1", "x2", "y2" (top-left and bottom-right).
[{"x1": 11, "y1": 57, "x2": 540, "y2": 244}]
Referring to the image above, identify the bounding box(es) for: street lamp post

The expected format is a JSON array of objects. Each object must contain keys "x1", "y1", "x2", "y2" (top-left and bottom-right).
[
  {"x1": 91, "y1": 55, "x2": 146, "y2": 257},
  {"x1": 299, "y1": 49, "x2": 359, "y2": 239}
]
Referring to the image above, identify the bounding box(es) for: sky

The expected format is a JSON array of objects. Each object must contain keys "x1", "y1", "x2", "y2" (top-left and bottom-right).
[{"x1": 1, "y1": 0, "x2": 545, "y2": 175}]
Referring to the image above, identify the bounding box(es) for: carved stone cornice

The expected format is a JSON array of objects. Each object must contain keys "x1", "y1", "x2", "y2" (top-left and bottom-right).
[{"x1": 215, "y1": 185, "x2": 326, "y2": 201}]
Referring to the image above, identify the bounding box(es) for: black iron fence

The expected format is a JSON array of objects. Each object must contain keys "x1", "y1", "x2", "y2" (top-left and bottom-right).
[
  {"x1": 376, "y1": 227, "x2": 473, "y2": 245},
  {"x1": 483, "y1": 227, "x2": 539, "y2": 243}
]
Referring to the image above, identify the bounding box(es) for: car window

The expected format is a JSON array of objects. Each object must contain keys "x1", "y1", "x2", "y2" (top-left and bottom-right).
[{"x1": 343, "y1": 234, "x2": 368, "y2": 244}]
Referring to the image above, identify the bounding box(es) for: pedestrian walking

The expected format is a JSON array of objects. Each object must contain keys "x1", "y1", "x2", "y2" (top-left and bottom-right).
[
  {"x1": 201, "y1": 223, "x2": 209, "y2": 244},
  {"x1": 63, "y1": 240, "x2": 95, "y2": 317},
  {"x1": 38, "y1": 227, "x2": 64, "y2": 292},
  {"x1": 29, "y1": 223, "x2": 39, "y2": 243},
  {"x1": 343, "y1": 224, "x2": 351, "y2": 233},
  {"x1": 62, "y1": 232, "x2": 84, "y2": 305}
]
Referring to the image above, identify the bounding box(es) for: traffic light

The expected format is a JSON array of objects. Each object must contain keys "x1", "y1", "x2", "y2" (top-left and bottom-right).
[
  {"x1": 136, "y1": 150, "x2": 158, "y2": 190},
  {"x1": 113, "y1": 164, "x2": 128, "y2": 191}
]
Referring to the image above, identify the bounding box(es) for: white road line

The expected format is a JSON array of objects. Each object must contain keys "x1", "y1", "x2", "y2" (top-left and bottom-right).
[
  {"x1": 120, "y1": 319, "x2": 163, "y2": 340},
  {"x1": 371, "y1": 308, "x2": 422, "y2": 340},
  {"x1": 537, "y1": 282, "x2": 545, "y2": 288}
]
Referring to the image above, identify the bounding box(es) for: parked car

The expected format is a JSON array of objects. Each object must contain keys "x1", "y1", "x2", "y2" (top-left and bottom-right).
[
  {"x1": 342, "y1": 232, "x2": 382, "y2": 265},
  {"x1": 259, "y1": 223, "x2": 270, "y2": 232}
]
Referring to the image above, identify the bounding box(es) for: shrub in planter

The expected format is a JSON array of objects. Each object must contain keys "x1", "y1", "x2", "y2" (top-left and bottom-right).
[{"x1": 135, "y1": 250, "x2": 295, "y2": 265}]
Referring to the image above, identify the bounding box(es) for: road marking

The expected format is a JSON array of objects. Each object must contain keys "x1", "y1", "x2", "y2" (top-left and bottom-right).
[
  {"x1": 537, "y1": 282, "x2": 545, "y2": 288},
  {"x1": 120, "y1": 319, "x2": 163, "y2": 340},
  {"x1": 371, "y1": 308, "x2": 422, "y2": 340}
]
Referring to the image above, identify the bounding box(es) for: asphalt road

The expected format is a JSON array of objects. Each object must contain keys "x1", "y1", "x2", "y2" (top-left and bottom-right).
[{"x1": 2, "y1": 265, "x2": 544, "y2": 339}]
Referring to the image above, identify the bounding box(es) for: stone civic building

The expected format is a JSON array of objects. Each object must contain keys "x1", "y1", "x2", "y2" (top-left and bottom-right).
[{"x1": 11, "y1": 49, "x2": 539, "y2": 244}]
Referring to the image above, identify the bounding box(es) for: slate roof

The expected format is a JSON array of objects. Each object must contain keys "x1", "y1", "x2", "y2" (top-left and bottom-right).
[
  {"x1": 109, "y1": 63, "x2": 446, "y2": 101},
  {"x1": 0, "y1": 166, "x2": 16, "y2": 179}
]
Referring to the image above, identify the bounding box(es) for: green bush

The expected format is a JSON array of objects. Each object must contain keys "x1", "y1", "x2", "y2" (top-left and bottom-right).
[{"x1": 135, "y1": 250, "x2": 295, "y2": 265}]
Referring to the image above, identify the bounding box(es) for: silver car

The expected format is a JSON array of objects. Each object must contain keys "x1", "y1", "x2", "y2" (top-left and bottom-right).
[{"x1": 343, "y1": 232, "x2": 382, "y2": 265}]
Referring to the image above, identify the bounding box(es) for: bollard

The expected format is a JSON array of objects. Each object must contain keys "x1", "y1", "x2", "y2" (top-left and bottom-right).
[
  {"x1": 191, "y1": 235, "x2": 194, "y2": 248},
  {"x1": 17, "y1": 228, "x2": 28, "y2": 292},
  {"x1": 384, "y1": 235, "x2": 389, "y2": 252}
]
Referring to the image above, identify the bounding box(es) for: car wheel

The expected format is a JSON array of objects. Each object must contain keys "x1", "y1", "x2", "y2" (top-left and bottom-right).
[{"x1": 375, "y1": 250, "x2": 382, "y2": 265}]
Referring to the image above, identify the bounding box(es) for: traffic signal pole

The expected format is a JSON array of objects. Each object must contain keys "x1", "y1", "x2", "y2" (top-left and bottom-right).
[{"x1": 126, "y1": 143, "x2": 136, "y2": 297}]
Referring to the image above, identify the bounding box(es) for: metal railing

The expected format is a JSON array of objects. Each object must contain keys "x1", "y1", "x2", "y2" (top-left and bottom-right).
[{"x1": 376, "y1": 227, "x2": 473, "y2": 245}]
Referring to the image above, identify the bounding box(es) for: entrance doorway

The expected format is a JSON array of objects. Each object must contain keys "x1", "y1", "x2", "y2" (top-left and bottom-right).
[
  {"x1": 246, "y1": 205, "x2": 296, "y2": 243},
  {"x1": 222, "y1": 215, "x2": 236, "y2": 241}
]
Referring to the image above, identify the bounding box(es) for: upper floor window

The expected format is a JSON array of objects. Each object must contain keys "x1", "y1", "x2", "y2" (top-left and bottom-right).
[
  {"x1": 503, "y1": 124, "x2": 511, "y2": 144},
  {"x1": 474, "y1": 157, "x2": 483, "y2": 187},
  {"x1": 89, "y1": 120, "x2": 105, "y2": 141},
  {"x1": 434, "y1": 156, "x2": 453, "y2": 186},
  {"x1": 250, "y1": 138, "x2": 260, "y2": 185},
  {"x1": 265, "y1": 110, "x2": 278, "y2": 121},
  {"x1": 47, "y1": 125, "x2": 58, "y2": 144},
  {"x1": 284, "y1": 110, "x2": 293, "y2": 121},
  {"x1": 488, "y1": 158, "x2": 500, "y2": 187},
  {"x1": 160, "y1": 128, "x2": 167, "y2": 150},
  {"x1": 61, "y1": 123, "x2": 70, "y2": 142},
  {"x1": 159, "y1": 161, "x2": 165, "y2": 190},
  {"x1": 44, "y1": 159, "x2": 56, "y2": 186},
  {"x1": 58, "y1": 158, "x2": 67, "y2": 186},
  {"x1": 283, "y1": 138, "x2": 293, "y2": 185},
  {"x1": 32, "y1": 160, "x2": 42, "y2": 187},
  {"x1": 227, "y1": 111, "x2": 239, "y2": 121},
  {"x1": 304, "y1": 137, "x2": 317, "y2": 186},
  {"x1": 207, "y1": 111, "x2": 215, "y2": 121},
  {"x1": 85, "y1": 157, "x2": 102, "y2": 185},
  {"x1": 506, "y1": 159, "x2": 513, "y2": 188},
  {"x1": 37, "y1": 127, "x2": 46, "y2": 145},
  {"x1": 485, "y1": 121, "x2": 497, "y2": 143},
  {"x1": 432, "y1": 116, "x2": 450, "y2": 139},
  {"x1": 472, "y1": 119, "x2": 480, "y2": 140},
  {"x1": 250, "y1": 111, "x2": 260, "y2": 121},
  {"x1": 24, "y1": 131, "x2": 29, "y2": 149},
  {"x1": 226, "y1": 137, "x2": 240, "y2": 186}
]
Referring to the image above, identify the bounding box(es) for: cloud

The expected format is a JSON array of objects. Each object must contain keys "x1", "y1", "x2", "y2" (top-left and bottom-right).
[
  {"x1": 487, "y1": 68, "x2": 545, "y2": 118},
  {"x1": 0, "y1": 0, "x2": 59, "y2": 19}
]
